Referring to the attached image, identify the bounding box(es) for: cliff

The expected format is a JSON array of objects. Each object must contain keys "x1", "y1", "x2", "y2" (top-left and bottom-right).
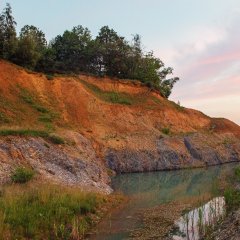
[{"x1": 0, "y1": 60, "x2": 239, "y2": 192}]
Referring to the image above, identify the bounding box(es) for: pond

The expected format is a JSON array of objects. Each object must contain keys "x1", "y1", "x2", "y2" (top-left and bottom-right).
[{"x1": 90, "y1": 163, "x2": 238, "y2": 240}]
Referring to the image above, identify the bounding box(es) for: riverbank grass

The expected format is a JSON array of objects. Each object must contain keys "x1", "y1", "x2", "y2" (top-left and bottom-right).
[
  {"x1": 0, "y1": 184, "x2": 106, "y2": 239},
  {"x1": 224, "y1": 166, "x2": 240, "y2": 210}
]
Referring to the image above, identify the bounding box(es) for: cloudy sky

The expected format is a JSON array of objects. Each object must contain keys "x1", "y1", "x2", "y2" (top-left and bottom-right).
[{"x1": 1, "y1": 0, "x2": 240, "y2": 124}]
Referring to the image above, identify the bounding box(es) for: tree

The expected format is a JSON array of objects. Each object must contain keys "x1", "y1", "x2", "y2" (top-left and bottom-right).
[
  {"x1": 125, "y1": 34, "x2": 143, "y2": 79},
  {"x1": 14, "y1": 25, "x2": 47, "y2": 69},
  {"x1": 35, "y1": 47, "x2": 56, "y2": 73},
  {"x1": 51, "y1": 25, "x2": 92, "y2": 73},
  {"x1": 95, "y1": 26, "x2": 131, "y2": 77},
  {"x1": 0, "y1": 3, "x2": 179, "y2": 98},
  {"x1": 0, "y1": 3, "x2": 17, "y2": 60},
  {"x1": 158, "y1": 67, "x2": 179, "y2": 98}
]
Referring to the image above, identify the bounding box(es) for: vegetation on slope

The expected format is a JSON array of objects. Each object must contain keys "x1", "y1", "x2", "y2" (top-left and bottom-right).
[
  {"x1": 224, "y1": 166, "x2": 240, "y2": 211},
  {"x1": 0, "y1": 3, "x2": 179, "y2": 98},
  {"x1": 11, "y1": 167, "x2": 35, "y2": 184},
  {"x1": 81, "y1": 80, "x2": 134, "y2": 105},
  {"x1": 0, "y1": 129, "x2": 64, "y2": 144}
]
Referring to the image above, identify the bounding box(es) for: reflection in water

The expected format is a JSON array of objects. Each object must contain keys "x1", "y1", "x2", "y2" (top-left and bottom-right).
[
  {"x1": 172, "y1": 197, "x2": 225, "y2": 240},
  {"x1": 91, "y1": 163, "x2": 238, "y2": 240}
]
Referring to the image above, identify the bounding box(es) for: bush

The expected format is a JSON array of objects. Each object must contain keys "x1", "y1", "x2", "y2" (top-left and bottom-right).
[
  {"x1": 235, "y1": 167, "x2": 240, "y2": 180},
  {"x1": 162, "y1": 127, "x2": 170, "y2": 135},
  {"x1": 11, "y1": 167, "x2": 35, "y2": 183},
  {"x1": 224, "y1": 187, "x2": 240, "y2": 210},
  {"x1": 48, "y1": 135, "x2": 65, "y2": 144},
  {"x1": 46, "y1": 74, "x2": 54, "y2": 80}
]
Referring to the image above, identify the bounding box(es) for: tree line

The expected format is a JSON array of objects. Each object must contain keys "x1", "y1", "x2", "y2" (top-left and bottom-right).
[{"x1": 0, "y1": 3, "x2": 179, "y2": 98}]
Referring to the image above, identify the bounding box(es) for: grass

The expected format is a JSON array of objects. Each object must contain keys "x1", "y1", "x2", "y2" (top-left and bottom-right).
[
  {"x1": 0, "y1": 112, "x2": 10, "y2": 124},
  {"x1": 235, "y1": 167, "x2": 240, "y2": 180},
  {"x1": 151, "y1": 96, "x2": 162, "y2": 105},
  {"x1": 38, "y1": 113, "x2": 54, "y2": 123},
  {"x1": 11, "y1": 167, "x2": 35, "y2": 184},
  {"x1": 224, "y1": 166, "x2": 240, "y2": 211},
  {"x1": 224, "y1": 187, "x2": 240, "y2": 210},
  {"x1": 0, "y1": 184, "x2": 105, "y2": 239},
  {"x1": 0, "y1": 129, "x2": 64, "y2": 145},
  {"x1": 170, "y1": 101, "x2": 185, "y2": 112},
  {"x1": 80, "y1": 80, "x2": 133, "y2": 105},
  {"x1": 19, "y1": 88, "x2": 58, "y2": 124}
]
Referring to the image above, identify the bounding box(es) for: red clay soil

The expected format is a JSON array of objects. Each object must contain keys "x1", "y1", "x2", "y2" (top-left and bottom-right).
[{"x1": 0, "y1": 60, "x2": 240, "y2": 148}]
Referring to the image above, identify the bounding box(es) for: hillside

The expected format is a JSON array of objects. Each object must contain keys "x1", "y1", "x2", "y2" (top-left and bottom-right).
[{"x1": 0, "y1": 60, "x2": 240, "y2": 192}]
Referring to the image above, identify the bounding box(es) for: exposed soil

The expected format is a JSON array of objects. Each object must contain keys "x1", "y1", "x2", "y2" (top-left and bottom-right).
[{"x1": 0, "y1": 60, "x2": 240, "y2": 192}]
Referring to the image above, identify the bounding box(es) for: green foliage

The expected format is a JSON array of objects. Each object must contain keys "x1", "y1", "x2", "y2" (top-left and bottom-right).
[
  {"x1": 0, "y1": 3, "x2": 179, "y2": 98},
  {"x1": 0, "y1": 129, "x2": 64, "y2": 144},
  {"x1": 235, "y1": 167, "x2": 240, "y2": 180},
  {"x1": 46, "y1": 74, "x2": 54, "y2": 80},
  {"x1": 104, "y1": 92, "x2": 132, "y2": 105},
  {"x1": 11, "y1": 167, "x2": 34, "y2": 183},
  {"x1": 48, "y1": 135, "x2": 65, "y2": 144},
  {"x1": 162, "y1": 127, "x2": 170, "y2": 135},
  {"x1": 81, "y1": 80, "x2": 133, "y2": 105},
  {"x1": 224, "y1": 167, "x2": 240, "y2": 211},
  {"x1": 38, "y1": 114, "x2": 53, "y2": 123},
  {"x1": 13, "y1": 25, "x2": 47, "y2": 69},
  {"x1": 224, "y1": 188, "x2": 240, "y2": 210},
  {"x1": 19, "y1": 88, "x2": 58, "y2": 125},
  {"x1": 0, "y1": 184, "x2": 104, "y2": 239},
  {"x1": 50, "y1": 25, "x2": 92, "y2": 73},
  {"x1": 0, "y1": 112, "x2": 10, "y2": 123},
  {"x1": 0, "y1": 3, "x2": 17, "y2": 60},
  {"x1": 0, "y1": 129, "x2": 49, "y2": 137}
]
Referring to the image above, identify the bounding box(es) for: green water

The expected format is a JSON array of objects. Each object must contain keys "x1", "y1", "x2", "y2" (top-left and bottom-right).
[{"x1": 91, "y1": 163, "x2": 239, "y2": 240}]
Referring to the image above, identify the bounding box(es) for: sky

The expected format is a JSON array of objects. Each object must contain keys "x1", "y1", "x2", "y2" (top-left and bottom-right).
[{"x1": 1, "y1": 0, "x2": 240, "y2": 125}]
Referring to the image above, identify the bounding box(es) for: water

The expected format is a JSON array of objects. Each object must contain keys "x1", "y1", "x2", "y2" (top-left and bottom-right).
[
  {"x1": 90, "y1": 163, "x2": 239, "y2": 240},
  {"x1": 172, "y1": 197, "x2": 225, "y2": 240}
]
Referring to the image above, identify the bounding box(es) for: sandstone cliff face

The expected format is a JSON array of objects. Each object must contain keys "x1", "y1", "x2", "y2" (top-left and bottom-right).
[{"x1": 0, "y1": 60, "x2": 240, "y2": 191}]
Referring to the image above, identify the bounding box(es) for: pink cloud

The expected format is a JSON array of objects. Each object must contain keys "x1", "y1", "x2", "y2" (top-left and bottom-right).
[
  {"x1": 198, "y1": 51, "x2": 240, "y2": 65},
  {"x1": 165, "y1": 16, "x2": 240, "y2": 124}
]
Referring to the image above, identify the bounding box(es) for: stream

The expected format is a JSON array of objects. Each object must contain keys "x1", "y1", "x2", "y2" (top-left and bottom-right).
[{"x1": 90, "y1": 163, "x2": 239, "y2": 240}]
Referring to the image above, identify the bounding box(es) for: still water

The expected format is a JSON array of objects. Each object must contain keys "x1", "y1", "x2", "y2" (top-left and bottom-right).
[
  {"x1": 172, "y1": 197, "x2": 225, "y2": 240},
  {"x1": 91, "y1": 163, "x2": 239, "y2": 240}
]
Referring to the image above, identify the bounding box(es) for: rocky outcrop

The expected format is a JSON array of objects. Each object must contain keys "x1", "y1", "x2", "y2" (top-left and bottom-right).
[
  {"x1": 0, "y1": 133, "x2": 112, "y2": 193},
  {"x1": 105, "y1": 133, "x2": 240, "y2": 173}
]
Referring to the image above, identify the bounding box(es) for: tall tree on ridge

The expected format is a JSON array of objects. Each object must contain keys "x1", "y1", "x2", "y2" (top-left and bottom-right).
[
  {"x1": 14, "y1": 25, "x2": 47, "y2": 69},
  {"x1": 0, "y1": 3, "x2": 17, "y2": 60}
]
